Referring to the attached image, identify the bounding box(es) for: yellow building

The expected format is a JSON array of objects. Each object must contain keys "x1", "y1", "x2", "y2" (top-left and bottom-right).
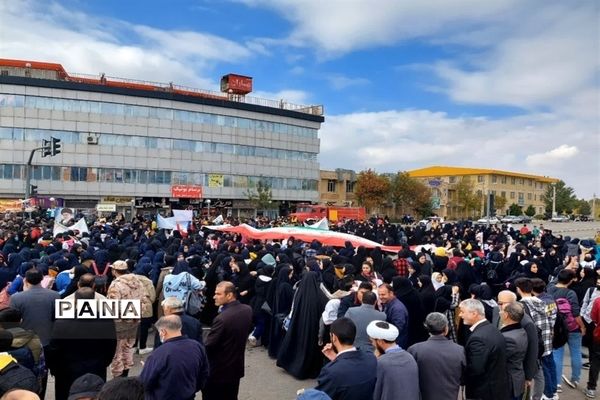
[
  {"x1": 408, "y1": 166, "x2": 559, "y2": 219},
  {"x1": 319, "y1": 169, "x2": 358, "y2": 206}
]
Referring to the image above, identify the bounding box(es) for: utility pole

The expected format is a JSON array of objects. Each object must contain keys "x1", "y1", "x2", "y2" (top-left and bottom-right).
[
  {"x1": 593, "y1": 193, "x2": 597, "y2": 221},
  {"x1": 552, "y1": 183, "x2": 557, "y2": 217}
]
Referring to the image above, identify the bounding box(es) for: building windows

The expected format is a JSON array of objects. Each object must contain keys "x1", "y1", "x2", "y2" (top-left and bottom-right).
[
  {"x1": 528, "y1": 193, "x2": 532, "y2": 200},
  {"x1": 0, "y1": 93, "x2": 318, "y2": 138},
  {"x1": 528, "y1": 179, "x2": 533, "y2": 186},
  {"x1": 346, "y1": 181, "x2": 355, "y2": 193},
  {"x1": 501, "y1": 176, "x2": 507, "y2": 184},
  {"x1": 449, "y1": 176, "x2": 456, "y2": 183},
  {"x1": 510, "y1": 192, "x2": 515, "y2": 199},
  {"x1": 491, "y1": 175, "x2": 497, "y2": 184},
  {"x1": 511, "y1": 177, "x2": 516, "y2": 185},
  {"x1": 519, "y1": 178, "x2": 524, "y2": 185},
  {"x1": 477, "y1": 175, "x2": 484, "y2": 183},
  {"x1": 0, "y1": 126, "x2": 317, "y2": 163},
  {"x1": 501, "y1": 191, "x2": 506, "y2": 198},
  {"x1": 327, "y1": 180, "x2": 336, "y2": 193}
]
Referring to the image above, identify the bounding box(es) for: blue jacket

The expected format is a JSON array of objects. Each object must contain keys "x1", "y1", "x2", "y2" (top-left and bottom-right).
[
  {"x1": 384, "y1": 297, "x2": 409, "y2": 348},
  {"x1": 315, "y1": 350, "x2": 377, "y2": 400},
  {"x1": 162, "y1": 272, "x2": 203, "y2": 303},
  {"x1": 140, "y1": 335, "x2": 209, "y2": 400}
]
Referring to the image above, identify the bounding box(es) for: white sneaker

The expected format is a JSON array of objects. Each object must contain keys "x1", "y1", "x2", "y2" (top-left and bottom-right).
[
  {"x1": 138, "y1": 347, "x2": 153, "y2": 355},
  {"x1": 247, "y1": 335, "x2": 257, "y2": 347}
]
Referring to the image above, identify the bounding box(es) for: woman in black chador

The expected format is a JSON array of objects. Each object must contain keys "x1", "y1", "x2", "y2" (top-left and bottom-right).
[{"x1": 276, "y1": 271, "x2": 328, "y2": 379}]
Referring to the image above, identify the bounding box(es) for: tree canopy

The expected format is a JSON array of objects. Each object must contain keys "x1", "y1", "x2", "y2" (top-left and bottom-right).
[
  {"x1": 354, "y1": 169, "x2": 391, "y2": 212},
  {"x1": 541, "y1": 180, "x2": 577, "y2": 215}
]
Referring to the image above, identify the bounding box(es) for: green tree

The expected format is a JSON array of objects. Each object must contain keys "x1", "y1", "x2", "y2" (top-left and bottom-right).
[
  {"x1": 577, "y1": 199, "x2": 592, "y2": 216},
  {"x1": 454, "y1": 178, "x2": 481, "y2": 218},
  {"x1": 508, "y1": 203, "x2": 523, "y2": 216},
  {"x1": 524, "y1": 205, "x2": 536, "y2": 217},
  {"x1": 246, "y1": 179, "x2": 275, "y2": 210},
  {"x1": 494, "y1": 195, "x2": 507, "y2": 213},
  {"x1": 389, "y1": 172, "x2": 432, "y2": 217},
  {"x1": 541, "y1": 180, "x2": 576, "y2": 215},
  {"x1": 355, "y1": 169, "x2": 391, "y2": 212}
]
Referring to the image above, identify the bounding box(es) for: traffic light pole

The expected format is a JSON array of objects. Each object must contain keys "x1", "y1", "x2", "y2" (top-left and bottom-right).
[{"x1": 24, "y1": 147, "x2": 43, "y2": 199}]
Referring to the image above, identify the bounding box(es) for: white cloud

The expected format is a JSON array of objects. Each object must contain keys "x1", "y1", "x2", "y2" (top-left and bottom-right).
[
  {"x1": 326, "y1": 74, "x2": 370, "y2": 90},
  {"x1": 434, "y1": 3, "x2": 599, "y2": 110},
  {"x1": 0, "y1": 1, "x2": 257, "y2": 89},
  {"x1": 319, "y1": 110, "x2": 599, "y2": 198},
  {"x1": 238, "y1": 0, "x2": 522, "y2": 55},
  {"x1": 526, "y1": 145, "x2": 579, "y2": 168}
]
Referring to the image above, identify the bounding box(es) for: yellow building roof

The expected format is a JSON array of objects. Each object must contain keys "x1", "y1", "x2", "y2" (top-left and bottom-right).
[{"x1": 407, "y1": 166, "x2": 559, "y2": 183}]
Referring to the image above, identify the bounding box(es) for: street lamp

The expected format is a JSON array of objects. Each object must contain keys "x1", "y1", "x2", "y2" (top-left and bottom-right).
[
  {"x1": 206, "y1": 199, "x2": 211, "y2": 218},
  {"x1": 551, "y1": 182, "x2": 557, "y2": 218}
]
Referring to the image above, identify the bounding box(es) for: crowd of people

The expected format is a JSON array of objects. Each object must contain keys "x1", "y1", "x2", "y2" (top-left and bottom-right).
[{"x1": 0, "y1": 210, "x2": 599, "y2": 400}]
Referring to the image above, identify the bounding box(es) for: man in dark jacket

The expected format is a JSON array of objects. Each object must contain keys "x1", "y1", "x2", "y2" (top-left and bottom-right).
[
  {"x1": 378, "y1": 284, "x2": 409, "y2": 348},
  {"x1": 45, "y1": 288, "x2": 117, "y2": 400},
  {"x1": 140, "y1": 315, "x2": 209, "y2": 400},
  {"x1": 459, "y1": 298, "x2": 509, "y2": 400},
  {"x1": 314, "y1": 318, "x2": 377, "y2": 400},
  {"x1": 154, "y1": 296, "x2": 203, "y2": 348},
  {"x1": 408, "y1": 312, "x2": 465, "y2": 400},
  {"x1": 202, "y1": 281, "x2": 253, "y2": 400}
]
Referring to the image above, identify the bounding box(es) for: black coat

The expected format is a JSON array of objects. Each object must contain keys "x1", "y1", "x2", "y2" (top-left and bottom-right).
[
  {"x1": 393, "y1": 277, "x2": 427, "y2": 346},
  {"x1": 46, "y1": 319, "x2": 117, "y2": 400},
  {"x1": 267, "y1": 267, "x2": 294, "y2": 358},
  {"x1": 464, "y1": 320, "x2": 510, "y2": 400},
  {"x1": 204, "y1": 300, "x2": 253, "y2": 384}
]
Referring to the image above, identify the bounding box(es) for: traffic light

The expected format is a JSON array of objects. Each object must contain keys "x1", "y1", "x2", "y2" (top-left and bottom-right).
[
  {"x1": 50, "y1": 137, "x2": 61, "y2": 156},
  {"x1": 41, "y1": 139, "x2": 52, "y2": 157},
  {"x1": 30, "y1": 185, "x2": 38, "y2": 196}
]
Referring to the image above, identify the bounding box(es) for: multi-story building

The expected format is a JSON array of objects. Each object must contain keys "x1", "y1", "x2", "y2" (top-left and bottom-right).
[
  {"x1": 0, "y1": 59, "x2": 324, "y2": 217},
  {"x1": 408, "y1": 166, "x2": 559, "y2": 219},
  {"x1": 318, "y1": 169, "x2": 358, "y2": 206}
]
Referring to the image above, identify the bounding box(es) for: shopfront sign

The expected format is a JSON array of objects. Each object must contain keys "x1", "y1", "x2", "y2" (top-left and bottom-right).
[
  {"x1": 96, "y1": 203, "x2": 117, "y2": 212},
  {"x1": 170, "y1": 185, "x2": 203, "y2": 199}
]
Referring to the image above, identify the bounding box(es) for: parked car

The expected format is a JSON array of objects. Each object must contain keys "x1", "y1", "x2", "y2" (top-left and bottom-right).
[
  {"x1": 501, "y1": 215, "x2": 523, "y2": 224},
  {"x1": 521, "y1": 216, "x2": 532, "y2": 223},
  {"x1": 476, "y1": 217, "x2": 500, "y2": 225},
  {"x1": 551, "y1": 215, "x2": 570, "y2": 222}
]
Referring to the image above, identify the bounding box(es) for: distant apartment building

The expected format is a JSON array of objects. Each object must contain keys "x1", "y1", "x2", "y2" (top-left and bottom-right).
[
  {"x1": 408, "y1": 166, "x2": 559, "y2": 219},
  {"x1": 319, "y1": 169, "x2": 358, "y2": 206}
]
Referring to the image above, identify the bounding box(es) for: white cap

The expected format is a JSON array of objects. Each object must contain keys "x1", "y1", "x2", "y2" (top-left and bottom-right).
[{"x1": 367, "y1": 320, "x2": 399, "y2": 341}]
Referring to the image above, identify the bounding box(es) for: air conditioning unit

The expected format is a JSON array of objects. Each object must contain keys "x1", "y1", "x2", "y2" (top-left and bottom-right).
[{"x1": 87, "y1": 135, "x2": 99, "y2": 145}]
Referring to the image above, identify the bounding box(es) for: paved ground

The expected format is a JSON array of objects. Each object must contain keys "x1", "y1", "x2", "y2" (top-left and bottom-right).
[
  {"x1": 525, "y1": 220, "x2": 600, "y2": 239},
  {"x1": 45, "y1": 341, "x2": 588, "y2": 400}
]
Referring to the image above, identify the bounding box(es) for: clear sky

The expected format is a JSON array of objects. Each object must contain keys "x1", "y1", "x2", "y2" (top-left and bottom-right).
[{"x1": 1, "y1": 0, "x2": 598, "y2": 197}]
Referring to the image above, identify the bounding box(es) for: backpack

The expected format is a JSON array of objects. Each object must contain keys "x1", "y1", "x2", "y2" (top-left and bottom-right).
[
  {"x1": 552, "y1": 310, "x2": 570, "y2": 349},
  {"x1": 555, "y1": 297, "x2": 579, "y2": 331},
  {"x1": 184, "y1": 273, "x2": 205, "y2": 317},
  {"x1": 486, "y1": 260, "x2": 501, "y2": 281},
  {"x1": 92, "y1": 262, "x2": 109, "y2": 295}
]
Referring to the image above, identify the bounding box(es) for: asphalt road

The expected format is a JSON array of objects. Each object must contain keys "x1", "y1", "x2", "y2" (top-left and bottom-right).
[{"x1": 44, "y1": 340, "x2": 587, "y2": 400}]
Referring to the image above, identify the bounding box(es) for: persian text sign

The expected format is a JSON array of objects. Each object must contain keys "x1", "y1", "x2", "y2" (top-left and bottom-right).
[{"x1": 171, "y1": 185, "x2": 203, "y2": 199}]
